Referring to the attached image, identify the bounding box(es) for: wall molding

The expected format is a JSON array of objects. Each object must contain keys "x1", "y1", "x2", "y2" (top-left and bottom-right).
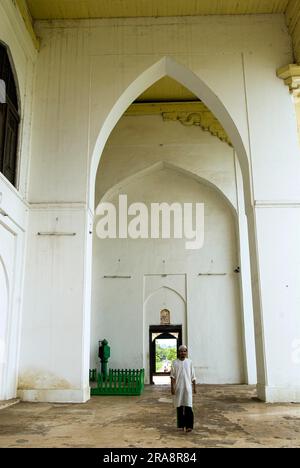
[
  {"x1": 17, "y1": 387, "x2": 90, "y2": 403},
  {"x1": 277, "y1": 64, "x2": 300, "y2": 100},
  {"x1": 255, "y1": 200, "x2": 300, "y2": 208},
  {"x1": 29, "y1": 202, "x2": 88, "y2": 211},
  {"x1": 277, "y1": 64, "x2": 300, "y2": 143}
]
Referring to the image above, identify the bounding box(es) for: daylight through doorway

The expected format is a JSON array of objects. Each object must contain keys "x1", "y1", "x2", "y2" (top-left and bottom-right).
[{"x1": 149, "y1": 325, "x2": 182, "y2": 385}]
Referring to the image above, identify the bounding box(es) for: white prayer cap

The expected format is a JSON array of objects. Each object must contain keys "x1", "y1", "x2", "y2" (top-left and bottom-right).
[{"x1": 178, "y1": 345, "x2": 187, "y2": 351}]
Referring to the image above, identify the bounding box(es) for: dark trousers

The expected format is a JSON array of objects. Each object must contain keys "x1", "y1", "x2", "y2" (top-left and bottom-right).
[{"x1": 177, "y1": 406, "x2": 194, "y2": 429}]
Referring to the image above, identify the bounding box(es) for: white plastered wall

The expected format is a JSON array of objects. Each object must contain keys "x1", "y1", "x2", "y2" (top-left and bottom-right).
[
  {"x1": 92, "y1": 169, "x2": 246, "y2": 384},
  {"x1": 91, "y1": 114, "x2": 257, "y2": 385},
  {"x1": 19, "y1": 14, "x2": 300, "y2": 401},
  {"x1": 0, "y1": 0, "x2": 36, "y2": 400}
]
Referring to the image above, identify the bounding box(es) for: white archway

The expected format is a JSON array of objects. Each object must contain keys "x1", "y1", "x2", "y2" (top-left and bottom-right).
[
  {"x1": 89, "y1": 56, "x2": 252, "y2": 211},
  {"x1": 99, "y1": 160, "x2": 237, "y2": 215},
  {"x1": 88, "y1": 55, "x2": 260, "y2": 392},
  {"x1": 143, "y1": 285, "x2": 187, "y2": 384},
  {"x1": 144, "y1": 285, "x2": 187, "y2": 309}
]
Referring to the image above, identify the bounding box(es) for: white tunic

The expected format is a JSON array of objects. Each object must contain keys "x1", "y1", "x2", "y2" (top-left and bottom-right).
[{"x1": 170, "y1": 358, "x2": 196, "y2": 408}]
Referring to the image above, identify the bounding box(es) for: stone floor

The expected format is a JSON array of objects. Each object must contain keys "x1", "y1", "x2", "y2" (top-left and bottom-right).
[
  {"x1": 0, "y1": 399, "x2": 19, "y2": 411},
  {"x1": 1, "y1": 385, "x2": 300, "y2": 448}
]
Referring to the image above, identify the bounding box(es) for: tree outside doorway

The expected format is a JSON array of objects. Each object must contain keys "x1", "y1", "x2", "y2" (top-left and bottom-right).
[{"x1": 155, "y1": 338, "x2": 177, "y2": 373}]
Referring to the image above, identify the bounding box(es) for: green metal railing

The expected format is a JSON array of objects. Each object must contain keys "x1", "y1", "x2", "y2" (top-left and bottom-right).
[{"x1": 89, "y1": 369, "x2": 145, "y2": 396}]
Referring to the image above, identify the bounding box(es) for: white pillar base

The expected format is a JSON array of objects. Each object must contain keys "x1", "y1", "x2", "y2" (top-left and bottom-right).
[
  {"x1": 17, "y1": 387, "x2": 91, "y2": 403},
  {"x1": 257, "y1": 384, "x2": 300, "y2": 403}
]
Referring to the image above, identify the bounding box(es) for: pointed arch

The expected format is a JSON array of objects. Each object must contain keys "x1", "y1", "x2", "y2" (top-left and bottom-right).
[
  {"x1": 88, "y1": 55, "x2": 258, "y2": 393},
  {"x1": 144, "y1": 286, "x2": 186, "y2": 307},
  {"x1": 89, "y1": 56, "x2": 252, "y2": 211},
  {"x1": 99, "y1": 160, "x2": 237, "y2": 215}
]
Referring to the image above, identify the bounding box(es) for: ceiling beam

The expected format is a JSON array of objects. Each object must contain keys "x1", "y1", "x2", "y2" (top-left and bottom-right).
[
  {"x1": 15, "y1": 0, "x2": 39, "y2": 50},
  {"x1": 26, "y1": 1, "x2": 289, "y2": 20},
  {"x1": 16, "y1": 1, "x2": 300, "y2": 66}
]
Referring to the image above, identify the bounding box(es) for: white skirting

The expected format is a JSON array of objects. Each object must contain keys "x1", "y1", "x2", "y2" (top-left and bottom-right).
[
  {"x1": 17, "y1": 387, "x2": 91, "y2": 403},
  {"x1": 257, "y1": 384, "x2": 300, "y2": 403}
]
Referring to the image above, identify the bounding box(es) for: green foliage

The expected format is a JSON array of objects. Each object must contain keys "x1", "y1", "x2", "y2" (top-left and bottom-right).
[{"x1": 155, "y1": 344, "x2": 177, "y2": 372}]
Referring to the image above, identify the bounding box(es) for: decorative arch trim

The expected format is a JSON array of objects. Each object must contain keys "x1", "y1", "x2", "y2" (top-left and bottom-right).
[
  {"x1": 144, "y1": 286, "x2": 186, "y2": 307},
  {"x1": 99, "y1": 160, "x2": 237, "y2": 215}
]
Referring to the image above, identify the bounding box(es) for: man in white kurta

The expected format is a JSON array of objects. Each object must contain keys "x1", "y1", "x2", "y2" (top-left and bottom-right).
[{"x1": 170, "y1": 345, "x2": 196, "y2": 432}]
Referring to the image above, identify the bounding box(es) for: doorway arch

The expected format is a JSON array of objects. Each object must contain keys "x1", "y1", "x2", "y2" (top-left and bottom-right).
[{"x1": 88, "y1": 55, "x2": 261, "y2": 395}]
